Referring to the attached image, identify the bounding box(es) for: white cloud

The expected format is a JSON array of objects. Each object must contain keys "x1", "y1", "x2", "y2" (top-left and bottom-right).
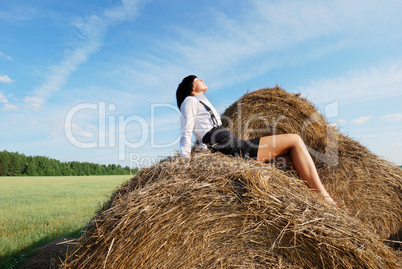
[
  {"x1": 24, "y1": 96, "x2": 45, "y2": 110},
  {"x1": 0, "y1": 4, "x2": 39, "y2": 23},
  {"x1": 87, "y1": 123, "x2": 97, "y2": 130},
  {"x1": 104, "y1": 0, "x2": 145, "y2": 21},
  {"x1": 350, "y1": 115, "x2": 373, "y2": 125},
  {"x1": 0, "y1": 92, "x2": 7, "y2": 103},
  {"x1": 1, "y1": 104, "x2": 18, "y2": 111},
  {"x1": 0, "y1": 74, "x2": 14, "y2": 83},
  {"x1": 64, "y1": 122, "x2": 94, "y2": 138},
  {"x1": 0, "y1": 52, "x2": 13, "y2": 61},
  {"x1": 299, "y1": 61, "x2": 402, "y2": 104},
  {"x1": 33, "y1": 0, "x2": 145, "y2": 103},
  {"x1": 126, "y1": 0, "x2": 402, "y2": 93},
  {"x1": 381, "y1": 113, "x2": 402, "y2": 122}
]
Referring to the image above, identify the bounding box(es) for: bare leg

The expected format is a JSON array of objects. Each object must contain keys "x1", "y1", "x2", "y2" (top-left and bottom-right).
[
  {"x1": 256, "y1": 134, "x2": 336, "y2": 205},
  {"x1": 270, "y1": 153, "x2": 292, "y2": 169}
]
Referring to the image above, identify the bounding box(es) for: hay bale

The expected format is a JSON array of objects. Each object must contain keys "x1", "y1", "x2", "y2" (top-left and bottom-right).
[
  {"x1": 221, "y1": 86, "x2": 402, "y2": 239},
  {"x1": 21, "y1": 238, "x2": 77, "y2": 269},
  {"x1": 64, "y1": 153, "x2": 399, "y2": 268}
]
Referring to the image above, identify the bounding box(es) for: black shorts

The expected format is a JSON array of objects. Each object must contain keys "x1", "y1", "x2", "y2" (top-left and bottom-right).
[{"x1": 202, "y1": 126, "x2": 260, "y2": 160}]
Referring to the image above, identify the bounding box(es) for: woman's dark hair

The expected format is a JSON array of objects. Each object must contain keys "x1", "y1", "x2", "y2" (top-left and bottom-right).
[{"x1": 176, "y1": 75, "x2": 196, "y2": 110}]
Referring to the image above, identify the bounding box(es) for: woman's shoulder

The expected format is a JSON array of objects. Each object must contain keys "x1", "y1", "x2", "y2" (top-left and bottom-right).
[
  {"x1": 181, "y1": 96, "x2": 199, "y2": 107},
  {"x1": 180, "y1": 96, "x2": 202, "y2": 113}
]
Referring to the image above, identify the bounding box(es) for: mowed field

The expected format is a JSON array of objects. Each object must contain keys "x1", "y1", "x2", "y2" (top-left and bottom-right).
[{"x1": 0, "y1": 175, "x2": 131, "y2": 268}]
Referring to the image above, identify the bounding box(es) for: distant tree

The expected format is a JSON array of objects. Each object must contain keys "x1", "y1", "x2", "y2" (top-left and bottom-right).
[
  {"x1": 0, "y1": 150, "x2": 133, "y2": 177},
  {"x1": 0, "y1": 151, "x2": 10, "y2": 176},
  {"x1": 25, "y1": 158, "x2": 37, "y2": 176},
  {"x1": 20, "y1": 154, "x2": 29, "y2": 175},
  {"x1": 100, "y1": 165, "x2": 107, "y2": 175}
]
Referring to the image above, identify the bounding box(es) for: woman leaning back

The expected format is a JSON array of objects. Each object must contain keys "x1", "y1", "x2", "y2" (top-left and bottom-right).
[{"x1": 177, "y1": 75, "x2": 336, "y2": 206}]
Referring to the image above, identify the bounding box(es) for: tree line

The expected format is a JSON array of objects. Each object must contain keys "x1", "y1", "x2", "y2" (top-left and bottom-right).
[{"x1": 0, "y1": 150, "x2": 134, "y2": 176}]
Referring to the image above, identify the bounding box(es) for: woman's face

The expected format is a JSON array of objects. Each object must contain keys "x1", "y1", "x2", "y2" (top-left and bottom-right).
[{"x1": 191, "y1": 77, "x2": 208, "y2": 96}]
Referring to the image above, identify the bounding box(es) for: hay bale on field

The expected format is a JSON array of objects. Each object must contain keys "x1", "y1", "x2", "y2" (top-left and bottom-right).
[
  {"x1": 21, "y1": 238, "x2": 77, "y2": 269},
  {"x1": 221, "y1": 86, "x2": 402, "y2": 239},
  {"x1": 64, "y1": 153, "x2": 399, "y2": 268}
]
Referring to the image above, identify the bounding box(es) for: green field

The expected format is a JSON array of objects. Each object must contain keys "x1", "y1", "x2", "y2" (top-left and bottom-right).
[{"x1": 0, "y1": 175, "x2": 131, "y2": 268}]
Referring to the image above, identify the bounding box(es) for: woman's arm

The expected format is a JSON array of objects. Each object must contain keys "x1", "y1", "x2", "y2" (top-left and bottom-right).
[{"x1": 179, "y1": 98, "x2": 198, "y2": 158}]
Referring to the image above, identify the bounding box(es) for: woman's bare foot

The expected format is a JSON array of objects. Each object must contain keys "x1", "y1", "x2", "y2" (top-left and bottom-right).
[{"x1": 320, "y1": 193, "x2": 337, "y2": 206}]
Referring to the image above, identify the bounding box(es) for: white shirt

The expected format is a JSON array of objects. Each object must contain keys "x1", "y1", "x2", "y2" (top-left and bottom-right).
[{"x1": 179, "y1": 94, "x2": 222, "y2": 158}]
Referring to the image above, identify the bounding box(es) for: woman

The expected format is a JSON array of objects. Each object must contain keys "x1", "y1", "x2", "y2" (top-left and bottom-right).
[{"x1": 177, "y1": 75, "x2": 336, "y2": 206}]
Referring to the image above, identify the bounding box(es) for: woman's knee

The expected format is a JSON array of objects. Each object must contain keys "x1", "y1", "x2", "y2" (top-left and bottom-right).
[
  {"x1": 291, "y1": 134, "x2": 309, "y2": 152},
  {"x1": 285, "y1": 134, "x2": 303, "y2": 146}
]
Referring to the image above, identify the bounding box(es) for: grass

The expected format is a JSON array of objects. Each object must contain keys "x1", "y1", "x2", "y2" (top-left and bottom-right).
[{"x1": 0, "y1": 175, "x2": 131, "y2": 268}]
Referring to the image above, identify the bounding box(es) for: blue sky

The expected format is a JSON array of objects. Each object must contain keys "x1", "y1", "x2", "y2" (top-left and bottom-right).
[{"x1": 1, "y1": 0, "x2": 401, "y2": 167}]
